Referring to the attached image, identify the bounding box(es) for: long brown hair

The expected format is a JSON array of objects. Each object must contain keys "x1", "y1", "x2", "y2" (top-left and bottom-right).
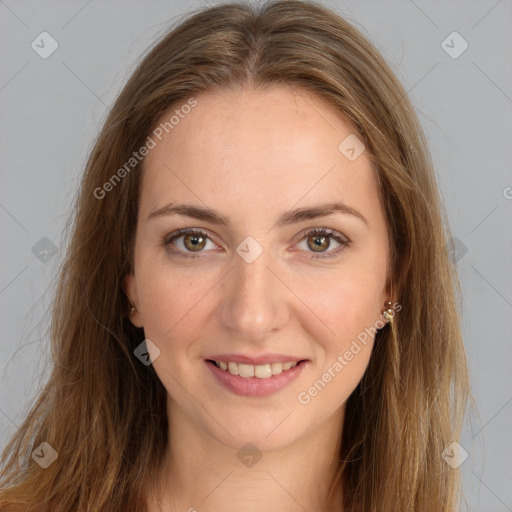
[{"x1": 0, "y1": 1, "x2": 471, "y2": 510}]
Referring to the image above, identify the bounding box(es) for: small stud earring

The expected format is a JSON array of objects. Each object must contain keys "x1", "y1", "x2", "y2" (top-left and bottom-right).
[
  {"x1": 129, "y1": 300, "x2": 136, "y2": 315},
  {"x1": 382, "y1": 301, "x2": 394, "y2": 322}
]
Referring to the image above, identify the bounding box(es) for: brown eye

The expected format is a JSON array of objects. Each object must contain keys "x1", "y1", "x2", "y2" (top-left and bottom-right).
[
  {"x1": 296, "y1": 228, "x2": 350, "y2": 260},
  {"x1": 183, "y1": 233, "x2": 206, "y2": 252},
  {"x1": 164, "y1": 229, "x2": 216, "y2": 258},
  {"x1": 307, "y1": 234, "x2": 331, "y2": 252}
]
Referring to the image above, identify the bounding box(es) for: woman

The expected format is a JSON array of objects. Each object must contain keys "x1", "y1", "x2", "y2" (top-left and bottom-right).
[{"x1": 0, "y1": 1, "x2": 471, "y2": 511}]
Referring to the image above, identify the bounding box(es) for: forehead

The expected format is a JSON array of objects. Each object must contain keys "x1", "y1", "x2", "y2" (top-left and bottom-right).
[{"x1": 140, "y1": 86, "x2": 381, "y2": 225}]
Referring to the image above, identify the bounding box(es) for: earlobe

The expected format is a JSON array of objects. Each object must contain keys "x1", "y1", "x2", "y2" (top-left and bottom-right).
[
  {"x1": 378, "y1": 278, "x2": 397, "y2": 326},
  {"x1": 123, "y1": 273, "x2": 144, "y2": 328}
]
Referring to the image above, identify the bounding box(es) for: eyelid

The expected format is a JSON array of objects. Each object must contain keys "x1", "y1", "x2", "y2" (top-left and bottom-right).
[
  {"x1": 163, "y1": 227, "x2": 219, "y2": 246},
  {"x1": 293, "y1": 226, "x2": 350, "y2": 244}
]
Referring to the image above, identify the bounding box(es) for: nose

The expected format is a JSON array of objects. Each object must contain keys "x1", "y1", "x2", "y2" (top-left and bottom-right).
[{"x1": 219, "y1": 249, "x2": 290, "y2": 343}]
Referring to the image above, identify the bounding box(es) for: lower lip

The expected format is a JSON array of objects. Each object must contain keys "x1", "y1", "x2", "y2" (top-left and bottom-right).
[{"x1": 205, "y1": 360, "x2": 309, "y2": 397}]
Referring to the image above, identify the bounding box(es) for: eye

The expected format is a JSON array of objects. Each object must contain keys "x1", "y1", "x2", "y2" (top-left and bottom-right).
[
  {"x1": 162, "y1": 227, "x2": 351, "y2": 260},
  {"x1": 163, "y1": 228, "x2": 217, "y2": 258},
  {"x1": 296, "y1": 228, "x2": 350, "y2": 260}
]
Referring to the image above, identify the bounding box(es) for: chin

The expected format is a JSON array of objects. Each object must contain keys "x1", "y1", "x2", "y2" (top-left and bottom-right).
[{"x1": 208, "y1": 413, "x2": 306, "y2": 452}]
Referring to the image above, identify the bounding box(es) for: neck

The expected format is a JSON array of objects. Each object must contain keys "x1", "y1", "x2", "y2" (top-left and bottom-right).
[{"x1": 145, "y1": 400, "x2": 345, "y2": 512}]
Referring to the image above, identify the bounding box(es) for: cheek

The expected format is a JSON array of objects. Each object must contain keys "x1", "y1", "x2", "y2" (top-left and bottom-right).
[
  {"x1": 297, "y1": 268, "x2": 385, "y2": 345},
  {"x1": 296, "y1": 277, "x2": 382, "y2": 410},
  {"x1": 136, "y1": 262, "x2": 215, "y2": 342}
]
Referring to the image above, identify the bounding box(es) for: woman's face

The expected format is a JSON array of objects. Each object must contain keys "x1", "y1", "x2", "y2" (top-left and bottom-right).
[{"x1": 125, "y1": 86, "x2": 391, "y2": 451}]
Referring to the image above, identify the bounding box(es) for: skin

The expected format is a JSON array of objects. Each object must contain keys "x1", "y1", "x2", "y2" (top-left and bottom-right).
[{"x1": 124, "y1": 85, "x2": 392, "y2": 512}]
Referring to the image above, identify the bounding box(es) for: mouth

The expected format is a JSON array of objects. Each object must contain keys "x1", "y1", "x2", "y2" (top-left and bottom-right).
[
  {"x1": 205, "y1": 357, "x2": 309, "y2": 397},
  {"x1": 206, "y1": 359, "x2": 307, "y2": 379}
]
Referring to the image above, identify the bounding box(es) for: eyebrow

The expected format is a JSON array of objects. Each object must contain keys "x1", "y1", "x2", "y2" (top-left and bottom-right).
[{"x1": 147, "y1": 201, "x2": 369, "y2": 228}]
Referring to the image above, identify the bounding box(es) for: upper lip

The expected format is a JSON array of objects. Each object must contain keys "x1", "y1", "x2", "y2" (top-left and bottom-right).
[{"x1": 206, "y1": 354, "x2": 307, "y2": 365}]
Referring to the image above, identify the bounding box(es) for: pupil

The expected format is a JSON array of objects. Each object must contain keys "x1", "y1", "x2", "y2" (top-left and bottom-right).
[
  {"x1": 186, "y1": 234, "x2": 203, "y2": 250},
  {"x1": 311, "y1": 235, "x2": 328, "y2": 251}
]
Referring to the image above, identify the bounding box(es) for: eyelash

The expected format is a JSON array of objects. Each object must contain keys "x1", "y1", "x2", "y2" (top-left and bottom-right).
[{"x1": 162, "y1": 227, "x2": 351, "y2": 260}]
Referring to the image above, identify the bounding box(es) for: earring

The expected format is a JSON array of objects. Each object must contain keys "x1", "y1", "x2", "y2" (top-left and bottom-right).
[
  {"x1": 129, "y1": 300, "x2": 136, "y2": 315},
  {"x1": 382, "y1": 301, "x2": 394, "y2": 322}
]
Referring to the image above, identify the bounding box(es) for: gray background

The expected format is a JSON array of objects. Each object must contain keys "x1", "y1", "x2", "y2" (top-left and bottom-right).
[{"x1": 1, "y1": 0, "x2": 511, "y2": 510}]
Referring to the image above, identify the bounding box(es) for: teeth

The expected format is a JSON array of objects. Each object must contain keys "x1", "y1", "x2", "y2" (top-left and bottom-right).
[
  {"x1": 213, "y1": 360, "x2": 299, "y2": 379},
  {"x1": 227, "y1": 361, "x2": 238, "y2": 376},
  {"x1": 271, "y1": 362, "x2": 283, "y2": 375},
  {"x1": 238, "y1": 364, "x2": 254, "y2": 378},
  {"x1": 255, "y1": 364, "x2": 272, "y2": 379}
]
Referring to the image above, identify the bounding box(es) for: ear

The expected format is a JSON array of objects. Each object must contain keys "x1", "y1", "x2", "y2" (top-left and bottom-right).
[{"x1": 123, "y1": 272, "x2": 143, "y2": 328}]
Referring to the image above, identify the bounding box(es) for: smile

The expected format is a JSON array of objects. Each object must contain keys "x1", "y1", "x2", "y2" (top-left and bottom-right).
[
  {"x1": 211, "y1": 360, "x2": 299, "y2": 378},
  {"x1": 205, "y1": 358, "x2": 309, "y2": 397}
]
